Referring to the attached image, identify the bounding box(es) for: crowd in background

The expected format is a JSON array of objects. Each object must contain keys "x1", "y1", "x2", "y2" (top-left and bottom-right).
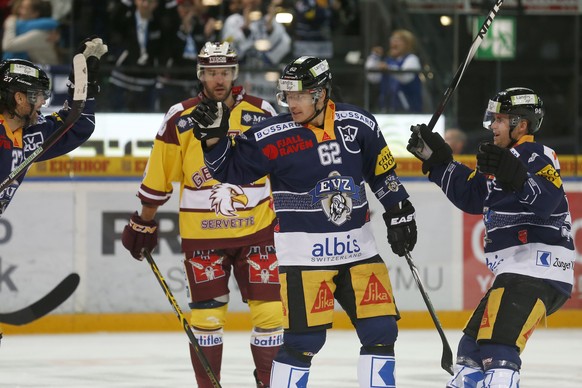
[{"x1": 0, "y1": 0, "x2": 364, "y2": 113}]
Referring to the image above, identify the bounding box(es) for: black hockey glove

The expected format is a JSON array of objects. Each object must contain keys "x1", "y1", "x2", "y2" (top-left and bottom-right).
[
  {"x1": 383, "y1": 199, "x2": 417, "y2": 257},
  {"x1": 476, "y1": 143, "x2": 528, "y2": 192},
  {"x1": 68, "y1": 36, "x2": 108, "y2": 98},
  {"x1": 407, "y1": 124, "x2": 453, "y2": 174},
  {"x1": 191, "y1": 99, "x2": 230, "y2": 142},
  {"x1": 121, "y1": 212, "x2": 158, "y2": 261}
]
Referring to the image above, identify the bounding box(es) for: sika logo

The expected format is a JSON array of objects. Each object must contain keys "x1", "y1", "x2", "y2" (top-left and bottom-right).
[
  {"x1": 360, "y1": 273, "x2": 391, "y2": 305},
  {"x1": 311, "y1": 281, "x2": 334, "y2": 313}
]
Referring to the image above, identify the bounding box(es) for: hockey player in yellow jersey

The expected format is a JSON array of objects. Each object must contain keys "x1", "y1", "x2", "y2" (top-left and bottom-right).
[{"x1": 122, "y1": 42, "x2": 282, "y2": 388}]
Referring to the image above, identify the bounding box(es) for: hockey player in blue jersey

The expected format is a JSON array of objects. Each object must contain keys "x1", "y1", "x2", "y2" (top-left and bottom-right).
[
  {"x1": 407, "y1": 87, "x2": 575, "y2": 387},
  {"x1": 190, "y1": 56, "x2": 418, "y2": 387},
  {"x1": 0, "y1": 37, "x2": 107, "y2": 216}
]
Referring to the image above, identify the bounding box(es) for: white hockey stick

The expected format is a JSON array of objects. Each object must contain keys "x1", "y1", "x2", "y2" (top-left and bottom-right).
[{"x1": 427, "y1": 0, "x2": 504, "y2": 130}]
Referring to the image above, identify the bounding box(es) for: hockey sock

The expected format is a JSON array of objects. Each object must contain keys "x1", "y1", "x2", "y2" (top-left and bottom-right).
[
  {"x1": 447, "y1": 334, "x2": 485, "y2": 388},
  {"x1": 446, "y1": 364, "x2": 484, "y2": 388},
  {"x1": 480, "y1": 343, "x2": 521, "y2": 388},
  {"x1": 482, "y1": 368, "x2": 520, "y2": 388},
  {"x1": 251, "y1": 327, "x2": 283, "y2": 386},
  {"x1": 189, "y1": 328, "x2": 223, "y2": 388},
  {"x1": 270, "y1": 360, "x2": 310, "y2": 388},
  {"x1": 358, "y1": 354, "x2": 395, "y2": 388}
]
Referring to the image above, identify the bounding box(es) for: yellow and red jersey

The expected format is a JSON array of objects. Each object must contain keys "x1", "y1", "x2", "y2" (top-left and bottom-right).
[{"x1": 138, "y1": 88, "x2": 277, "y2": 251}]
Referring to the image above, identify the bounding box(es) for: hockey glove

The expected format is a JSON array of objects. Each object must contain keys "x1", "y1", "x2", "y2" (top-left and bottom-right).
[
  {"x1": 383, "y1": 199, "x2": 417, "y2": 257},
  {"x1": 121, "y1": 212, "x2": 158, "y2": 261},
  {"x1": 68, "y1": 36, "x2": 108, "y2": 98},
  {"x1": 407, "y1": 124, "x2": 453, "y2": 174},
  {"x1": 476, "y1": 143, "x2": 528, "y2": 192},
  {"x1": 191, "y1": 100, "x2": 230, "y2": 142}
]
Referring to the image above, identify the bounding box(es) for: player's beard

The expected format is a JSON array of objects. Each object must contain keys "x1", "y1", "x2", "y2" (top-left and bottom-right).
[{"x1": 206, "y1": 86, "x2": 231, "y2": 103}]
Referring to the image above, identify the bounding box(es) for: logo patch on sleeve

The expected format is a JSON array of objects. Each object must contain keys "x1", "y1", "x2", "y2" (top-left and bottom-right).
[
  {"x1": 375, "y1": 146, "x2": 395, "y2": 175},
  {"x1": 535, "y1": 164, "x2": 562, "y2": 188}
]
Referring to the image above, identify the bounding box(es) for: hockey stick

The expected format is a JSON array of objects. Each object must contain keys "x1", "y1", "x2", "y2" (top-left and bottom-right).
[
  {"x1": 0, "y1": 273, "x2": 80, "y2": 325},
  {"x1": 404, "y1": 251, "x2": 454, "y2": 375},
  {"x1": 142, "y1": 249, "x2": 222, "y2": 388},
  {"x1": 0, "y1": 53, "x2": 88, "y2": 193},
  {"x1": 427, "y1": 0, "x2": 504, "y2": 131}
]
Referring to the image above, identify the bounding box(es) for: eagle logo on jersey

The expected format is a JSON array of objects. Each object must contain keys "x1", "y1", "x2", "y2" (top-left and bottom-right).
[
  {"x1": 209, "y1": 183, "x2": 249, "y2": 216},
  {"x1": 310, "y1": 171, "x2": 359, "y2": 226}
]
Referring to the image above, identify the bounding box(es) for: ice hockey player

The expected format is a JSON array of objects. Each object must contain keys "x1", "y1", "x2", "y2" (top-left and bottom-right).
[
  {"x1": 189, "y1": 56, "x2": 418, "y2": 387},
  {"x1": 0, "y1": 36, "x2": 107, "y2": 346},
  {"x1": 407, "y1": 87, "x2": 575, "y2": 387},
  {"x1": 0, "y1": 37, "x2": 107, "y2": 216},
  {"x1": 121, "y1": 41, "x2": 282, "y2": 388}
]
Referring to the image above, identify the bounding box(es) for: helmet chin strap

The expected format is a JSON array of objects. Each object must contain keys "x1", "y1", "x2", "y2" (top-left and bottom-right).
[
  {"x1": 11, "y1": 95, "x2": 36, "y2": 128},
  {"x1": 507, "y1": 131, "x2": 518, "y2": 148},
  {"x1": 11, "y1": 108, "x2": 34, "y2": 128},
  {"x1": 298, "y1": 91, "x2": 328, "y2": 125}
]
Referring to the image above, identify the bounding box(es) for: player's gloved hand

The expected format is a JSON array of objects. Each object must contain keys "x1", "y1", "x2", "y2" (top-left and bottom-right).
[
  {"x1": 191, "y1": 99, "x2": 230, "y2": 142},
  {"x1": 121, "y1": 212, "x2": 158, "y2": 260},
  {"x1": 476, "y1": 142, "x2": 528, "y2": 192},
  {"x1": 407, "y1": 124, "x2": 453, "y2": 174},
  {"x1": 383, "y1": 199, "x2": 417, "y2": 257},
  {"x1": 68, "y1": 36, "x2": 108, "y2": 98}
]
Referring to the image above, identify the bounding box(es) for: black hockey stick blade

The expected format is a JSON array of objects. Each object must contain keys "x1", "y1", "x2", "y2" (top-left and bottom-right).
[
  {"x1": 427, "y1": 0, "x2": 504, "y2": 131},
  {"x1": 0, "y1": 273, "x2": 80, "y2": 325},
  {"x1": 404, "y1": 251, "x2": 454, "y2": 375},
  {"x1": 142, "y1": 249, "x2": 222, "y2": 388},
  {"x1": 0, "y1": 54, "x2": 88, "y2": 192}
]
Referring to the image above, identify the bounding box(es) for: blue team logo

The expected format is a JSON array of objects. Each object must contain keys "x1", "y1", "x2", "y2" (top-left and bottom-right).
[
  {"x1": 309, "y1": 171, "x2": 359, "y2": 226},
  {"x1": 22, "y1": 132, "x2": 44, "y2": 153},
  {"x1": 536, "y1": 251, "x2": 551, "y2": 267},
  {"x1": 338, "y1": 125, "x2": 360, "y2": 154}
]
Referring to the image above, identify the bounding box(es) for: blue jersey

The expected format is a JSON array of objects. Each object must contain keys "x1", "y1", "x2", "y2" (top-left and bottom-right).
[
  {"x1": 428, "y1": 135, "x2": 574, "y2": 295},
  {"x1": 204, "y1": 100, "x2": 409, "y2": 267},
  {"x1": 0, "y1": 99, "x2": 96, "y2": 216}
]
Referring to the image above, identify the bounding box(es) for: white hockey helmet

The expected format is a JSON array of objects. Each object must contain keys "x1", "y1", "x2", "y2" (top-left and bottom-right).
[{"x1": 196, "y1": 42, "x2": 239, "y2": 81}]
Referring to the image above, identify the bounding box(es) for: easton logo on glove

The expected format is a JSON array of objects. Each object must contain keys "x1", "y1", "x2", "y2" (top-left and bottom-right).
[
  {"x1": 390, "y1": 213, "x2": 415, "y2": 225},
  {"x1": 128, "y1": 218, "x2": 157, "y2": 234}
]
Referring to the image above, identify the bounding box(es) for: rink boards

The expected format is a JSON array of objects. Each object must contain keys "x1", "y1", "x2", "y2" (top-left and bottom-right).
[{"x1": 1, "y1": 180, "x2": 581, "y2": 334}]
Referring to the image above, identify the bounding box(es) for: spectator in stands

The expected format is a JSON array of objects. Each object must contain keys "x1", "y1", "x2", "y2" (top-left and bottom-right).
[
  {"x1": 292, "y1": 0, "x2": 334, "y2": 59},
  {"x1": 2, "y1": 0, "x2": 60, "y2": 65},
  {"x1": 366, "y1": 29, "x2": 423, "y2": 113},
  {"x1": 444, "y1": 127, "x2": 467, "y2": 155},
  {"x1": 221, "y1": 0, "x2": 291, "y2": 68},
  {"x1": 107, "y1": 0, "x2": 163, "y2": 112},
  {"x1": 364, "y1": 45, "x2": 384, "y2": 111},
  {"x1": 157, "y1": 0, "x2": 217, "y2": 111},
  {"x1": 221, "y1": 0, "x2": 290, "y2": 105}
]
